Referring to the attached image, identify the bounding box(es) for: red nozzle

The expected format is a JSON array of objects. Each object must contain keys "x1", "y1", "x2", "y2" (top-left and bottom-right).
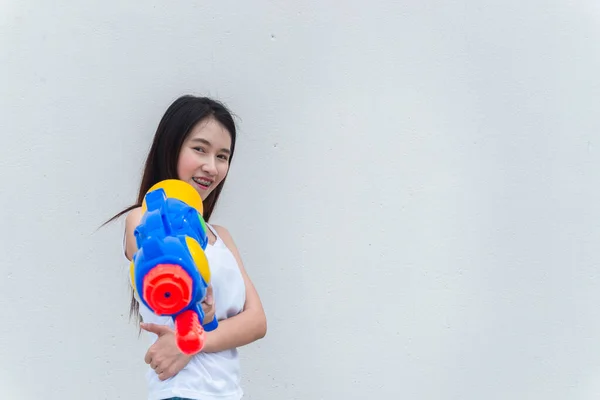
[
  {"x1": 175, "y1": 309, "x2": 205, "y2": 355},
  {"x1": 143, "y1": 264, "x2": 193, "y2": 315}
]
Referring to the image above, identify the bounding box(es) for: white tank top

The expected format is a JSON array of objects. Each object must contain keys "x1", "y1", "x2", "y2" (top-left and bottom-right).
[{"x1": 126, "y1": 223, "x2": 247, "y2": 400}]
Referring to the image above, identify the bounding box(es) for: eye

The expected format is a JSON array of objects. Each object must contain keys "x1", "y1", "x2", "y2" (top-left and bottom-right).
[
  {"x1": 193, "y1": 147, "x2": 206, "y2": 153},
  {"x1": 217, "y1": 154, "x2": 229, "y2": 161}
]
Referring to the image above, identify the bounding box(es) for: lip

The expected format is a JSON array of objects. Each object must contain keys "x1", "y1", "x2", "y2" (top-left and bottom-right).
[{"x1": 192, "y1": 177, "x2": 215, "y2": 190}]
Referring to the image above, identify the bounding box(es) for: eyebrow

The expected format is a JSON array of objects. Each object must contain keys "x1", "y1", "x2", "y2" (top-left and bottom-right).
[{"x1": 190, "y1": 137, "x2": 231, "y2": 154}]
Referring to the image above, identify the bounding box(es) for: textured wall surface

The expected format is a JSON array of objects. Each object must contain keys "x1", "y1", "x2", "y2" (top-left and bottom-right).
[{"x1": 1, "y1": 1, "x2": 600, "y2": 399}]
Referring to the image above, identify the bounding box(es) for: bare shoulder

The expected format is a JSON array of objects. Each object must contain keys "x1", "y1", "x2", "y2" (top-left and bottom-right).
[
  {"x1": 211, "y1": 224, "x2": 232, "y2": 240},
  {"x1": 124, "y1": 206, "x2": 143, "y2": 260},
  {"x1": 125, "y1": 207, "x2": 143, "y2": 236},
  {"x1": 211, "y1": 224, "x2": 237, "y2": 248}
]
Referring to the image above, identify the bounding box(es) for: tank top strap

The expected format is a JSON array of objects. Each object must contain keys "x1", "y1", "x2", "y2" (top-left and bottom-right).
[{"x1": 205, "y1": 223, "x2": 223, "y2": 246}]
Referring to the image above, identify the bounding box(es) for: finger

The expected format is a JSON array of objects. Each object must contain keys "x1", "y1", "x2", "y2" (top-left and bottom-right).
[
  {"x1": 156, "y1": 365, "x2": 168, "y2": 380},
  {"x1": 144, "y1": 351, "x2": 152, "y2": 365},
  {"x1": 205, "y1": 286, "x2": 214, "y2": 305},
  {"x1": 140, "y1": 323, "x2": 172, "y2": 337}
]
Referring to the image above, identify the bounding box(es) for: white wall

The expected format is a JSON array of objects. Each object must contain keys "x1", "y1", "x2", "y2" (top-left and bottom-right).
[{"x1": 1, "y1": 1, "x2": 600, "y2": 399}]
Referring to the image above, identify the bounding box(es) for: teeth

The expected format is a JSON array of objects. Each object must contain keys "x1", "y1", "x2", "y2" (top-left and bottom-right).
[{"x1": 193, "y1": 178, "x2": 211, "y2": 186}]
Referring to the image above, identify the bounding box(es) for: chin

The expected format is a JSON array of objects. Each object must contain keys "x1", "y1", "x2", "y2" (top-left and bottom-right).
[{"x1": 199, "y1": 189, "x2": 214, "y2": 201}]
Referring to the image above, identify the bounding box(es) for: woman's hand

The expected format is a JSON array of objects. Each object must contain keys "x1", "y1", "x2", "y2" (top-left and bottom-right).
[
  {"x1": 140, "y1": 287, "x2": 215, "y2": 380},
  {"x1": 201, "y1": 285, "x2": 216, "y2": 325},
  {"x1": 141, "y1": 323, "x2": 192, "y2": 381}
]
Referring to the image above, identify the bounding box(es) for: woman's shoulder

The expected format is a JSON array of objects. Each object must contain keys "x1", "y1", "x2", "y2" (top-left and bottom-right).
[
  {"x1": 124, "y1": 206, "x2": 143, "y2": 235},
  {"x1": 124, "y1": 206, "x2": 143, "y2": 260},
  {"x1": 210, "y1": 224, "x2": 235, "y2": 246},
  {"x1": 125, "y1": 206, "x2": 143, "y2": 226},
  {"x1": 209, "y1": 224, "x2": 247, "y2": 275},
  {"x1": 210, "y1": 224, "x2": 245, "y2": 256}
]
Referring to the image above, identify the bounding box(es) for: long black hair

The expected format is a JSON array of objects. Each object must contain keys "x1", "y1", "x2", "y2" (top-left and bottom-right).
[{"x1": 105, "y1": 95, "x2": 237, "y2": 322}]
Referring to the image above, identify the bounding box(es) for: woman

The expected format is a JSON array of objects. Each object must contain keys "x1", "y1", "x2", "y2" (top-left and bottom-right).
[{"x1": 110, "y1": 95, "x2": 267, "y2": 400}]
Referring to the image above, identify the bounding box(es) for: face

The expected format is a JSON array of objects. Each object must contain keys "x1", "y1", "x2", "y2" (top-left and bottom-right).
[{"x1": 177, "y1": 117, "x2": 232, "y2": 200}]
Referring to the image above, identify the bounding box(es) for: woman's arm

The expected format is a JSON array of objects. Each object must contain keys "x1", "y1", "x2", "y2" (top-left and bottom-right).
[{"x1": 202, "y1": 225, "x2": 267, "y2": 353}]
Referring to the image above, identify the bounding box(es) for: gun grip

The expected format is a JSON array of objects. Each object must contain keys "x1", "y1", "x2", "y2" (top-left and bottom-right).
[{"x1": 175, "y1": 309, "x2": 205, "y2": 355}]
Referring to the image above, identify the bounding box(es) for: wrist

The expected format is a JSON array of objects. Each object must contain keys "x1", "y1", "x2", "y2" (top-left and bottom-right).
[{"x1": 202, "y1": 330, "x2": 217, "y2": 353}]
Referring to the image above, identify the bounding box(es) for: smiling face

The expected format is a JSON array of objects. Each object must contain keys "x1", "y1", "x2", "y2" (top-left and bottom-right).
[{"x1": 177, "y1": 116, "x2": 232, "y2": 200}]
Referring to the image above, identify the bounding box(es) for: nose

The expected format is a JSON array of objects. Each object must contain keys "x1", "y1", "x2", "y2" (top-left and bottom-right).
[{"x1": 201, "y1": 158, "x2": 218, "y2": 176}]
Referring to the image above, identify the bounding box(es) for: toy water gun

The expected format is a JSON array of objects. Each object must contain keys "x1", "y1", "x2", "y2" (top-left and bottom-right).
[{"x1": 129, "y1": 179, "x2": 218, "y2": 355}]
